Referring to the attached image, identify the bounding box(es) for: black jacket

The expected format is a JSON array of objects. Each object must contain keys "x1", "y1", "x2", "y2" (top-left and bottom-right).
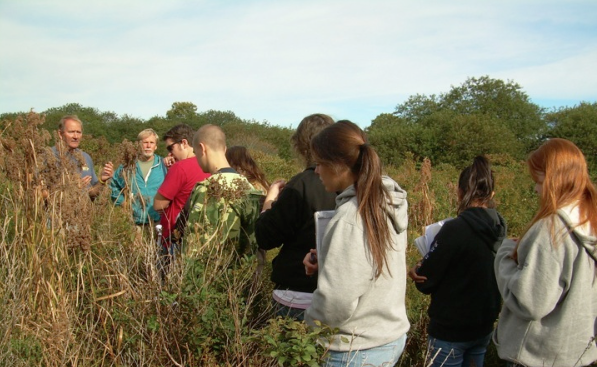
[
  {"x1": 416, "y1": 207, "x2": 507, "y2": 341},
  {"x1": 255, "y1": 167, "x2": 336, "y2": 293}
]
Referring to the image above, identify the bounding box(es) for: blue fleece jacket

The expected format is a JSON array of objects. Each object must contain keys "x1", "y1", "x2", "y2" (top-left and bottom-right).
[{"x1": 109, "y1": 155, "x2": 167, "y2": 224}]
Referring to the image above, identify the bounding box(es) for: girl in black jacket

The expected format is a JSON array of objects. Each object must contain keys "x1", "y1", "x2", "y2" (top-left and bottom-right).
[
  {"x1": 409, "y1": 156, "x2": 507, "y2": 367},
  {"x1": 255, "y1": 113, "x2": 337, "y2": 320}
]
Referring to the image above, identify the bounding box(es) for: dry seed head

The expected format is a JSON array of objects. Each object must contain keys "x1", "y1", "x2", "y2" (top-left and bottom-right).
[
  {"x1": 413, "y1": 157, "x2": 435, "y2": 229},
  {"x1": 118, "y1": 139, "x2": 139, "y2": 170}
]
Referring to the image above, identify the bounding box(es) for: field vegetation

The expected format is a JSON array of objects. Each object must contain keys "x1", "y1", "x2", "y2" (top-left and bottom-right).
[{"x1": 1, "y1": 77, "x2": 596, "y2": 366}]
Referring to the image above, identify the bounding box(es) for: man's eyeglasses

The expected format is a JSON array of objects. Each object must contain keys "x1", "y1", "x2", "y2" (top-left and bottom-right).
[{"x1": 166, "y1": 141, "x2": 182, "y2": 153}]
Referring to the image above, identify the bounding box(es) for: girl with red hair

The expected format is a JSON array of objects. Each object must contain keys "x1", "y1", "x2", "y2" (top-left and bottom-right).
[{"x1": 494, "y1": 138, "x2": 597, "y2": 367}]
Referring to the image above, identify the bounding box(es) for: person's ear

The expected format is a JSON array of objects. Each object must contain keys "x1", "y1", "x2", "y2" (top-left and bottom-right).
[{"x1": 199, "y1": 142, "x2": 208, "y2": 155}]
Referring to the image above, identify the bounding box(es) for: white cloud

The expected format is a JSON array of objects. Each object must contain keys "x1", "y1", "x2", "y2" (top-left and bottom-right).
[
  {"x1": 497, "y1": 48, "x2": 597, "y2": 100},
  {"x1": 1, "y1": 0, "x2": 595, "y2": 126}
]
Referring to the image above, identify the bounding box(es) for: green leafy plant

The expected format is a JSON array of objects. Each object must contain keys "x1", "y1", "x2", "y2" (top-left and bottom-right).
[{"x1": 251, "y1": 318, "x2": 336, "y2": 367}]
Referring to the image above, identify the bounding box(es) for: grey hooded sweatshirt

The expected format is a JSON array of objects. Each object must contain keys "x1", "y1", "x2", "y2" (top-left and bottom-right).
[
  {"x1": 305, "y1": 176, "x2": 410, "y2": 351},
  {"x1": 494, "y1": 204, "x2": 597, "y2": 367}
]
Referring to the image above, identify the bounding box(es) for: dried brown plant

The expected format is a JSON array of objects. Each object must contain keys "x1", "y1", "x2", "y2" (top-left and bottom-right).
[
  {"x1": 412, "y1": 157, "x2": 435, "y2": 230},
  {"x1": 109, "y1": 139, "x2": 140, "y2": 219},
  {"x1": 117, "y1": 139, "x2": 139, "y2": 170}
]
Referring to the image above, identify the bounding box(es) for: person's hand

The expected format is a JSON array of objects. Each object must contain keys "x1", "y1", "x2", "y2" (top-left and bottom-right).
[
  {"x1": 80, "y1": 175, "x2": 92, "y2": 188},
  {"x1": 164, "y1": 156, "x2": 175, "y2": 168},
  {"x1": 267, "y1": 180, "x2": 286, "y2": 199},
  {"x1": 303, "y1": 249, "x2": 318, "y2": 276},
  {"x1": 101, "y1": 161, "x2": 114, "y2": 182},
  {"x1": 261, "y1": 179, "x2": 287, "y2": 212},
  {"x1": 408, "y1": 262, "x2": 427, "y2": 283}
]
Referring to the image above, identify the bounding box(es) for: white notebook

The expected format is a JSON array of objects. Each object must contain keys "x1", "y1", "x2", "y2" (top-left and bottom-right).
[
  {"x1": 314, "y1": 210, "x2": 336, "y2": 256},
  {"x1": 414, "y1": 218, "x2": 452, "y2": 256}
]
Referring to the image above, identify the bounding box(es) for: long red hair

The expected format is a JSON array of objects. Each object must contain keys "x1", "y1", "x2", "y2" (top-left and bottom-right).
[{"x1": 514, "y1": 138, "x2": 597, "y2": 258}]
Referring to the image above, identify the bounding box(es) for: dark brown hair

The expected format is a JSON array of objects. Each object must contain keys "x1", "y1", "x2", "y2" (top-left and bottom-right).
[
  {"x1": 457, "y1": 156, "x2": 496, "y2": 214},
  {"x1": 163, "y1": 124, "x2": 195, "y2": 144},
  {"x1": 226, "y1": 146, "x2": 269, "y2": 191},
  {"x1": 311, "y1": 120, "x2": 392, "y2": 278},
  {"x1": 291, "y1": 114, "x2": 334, "y2": 167}
]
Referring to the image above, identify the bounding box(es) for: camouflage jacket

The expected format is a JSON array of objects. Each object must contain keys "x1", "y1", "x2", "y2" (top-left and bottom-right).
[{"x1": 181, "y1": 171, "x2": 264, "y2": 258}]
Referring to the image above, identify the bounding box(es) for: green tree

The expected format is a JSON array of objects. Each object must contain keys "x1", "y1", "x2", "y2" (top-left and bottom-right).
[
  {"x1": 199, "y1": 110, "x2": 243, "y2": 127},
  {"x1": 393, "y1": 94, "x2": 441, "y2": 123},
  {"x1": 369, "y1": 76, "x2": 543, "y2": 167},
  {"x1": 439, "y1": 114, "x2": 522, "y2": 167},
  {"x1": 166, "y1": 102, "x2": 198, "y2": 120},
  {"x1": 367, "y1": 113, "x2": 417, "y2": 166},
  {"x1": 546, "y1": 102, "x2": 597, "y2": 172},
  {"x1": 440, "y1": 76, "x2": 546, "y2": 152}
]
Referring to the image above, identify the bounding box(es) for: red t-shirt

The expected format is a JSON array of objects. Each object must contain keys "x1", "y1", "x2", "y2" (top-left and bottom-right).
[{"x1": 158, "y1": 157, "x2": 210, "y2": 239}]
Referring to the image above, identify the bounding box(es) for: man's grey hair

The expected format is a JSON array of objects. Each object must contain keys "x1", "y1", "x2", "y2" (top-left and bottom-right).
[
  {"x1": 58, "y1": 115, "x2": 83, "y2": 131},
  {"x1": 137, "y1": 128, "x2": 158, "y2": 141}
]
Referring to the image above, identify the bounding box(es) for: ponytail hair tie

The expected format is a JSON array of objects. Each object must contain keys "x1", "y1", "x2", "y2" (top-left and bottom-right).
[{"x1": 355, "y1": 143, "x2": 369, "y2": 170}]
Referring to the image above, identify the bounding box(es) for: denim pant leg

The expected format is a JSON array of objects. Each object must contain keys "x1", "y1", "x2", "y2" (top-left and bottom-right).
[
  {"x1": 427, "y1": 337, "x2": 462, "y2": 367},
  {"x1": 462, "y1": 332, "x2": 492, "y2": 367},
  {"x1": 323, "y1": 334, "x2": 407, "y2": 367},
  {"x1": 427, "y1": 332, "x2": 492, "y2": 367},
  {"x1": 272, "y1": 300, "x2": 306, "y2": 321}
]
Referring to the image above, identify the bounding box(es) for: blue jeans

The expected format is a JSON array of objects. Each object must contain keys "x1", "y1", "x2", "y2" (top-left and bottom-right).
[
  {"x1": 272, "y1": 300, "x2": 306, "y2": 321},
  {"x1": 427, "y1": 332, "x2": 492, "y2": 367},
  {"x1": 322, "y1": 334, "x2": 407, "y2": 367}
]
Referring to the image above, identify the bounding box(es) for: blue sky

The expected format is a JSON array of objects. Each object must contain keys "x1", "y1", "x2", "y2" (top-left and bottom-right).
[{"x1": 1, "y1": 0, "x2": 596, "y2": 128}]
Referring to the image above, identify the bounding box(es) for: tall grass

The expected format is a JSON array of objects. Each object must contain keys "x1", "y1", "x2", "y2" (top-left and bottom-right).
[{"x1": 0, "y1": 112, "x2": 336, "y2": 366}]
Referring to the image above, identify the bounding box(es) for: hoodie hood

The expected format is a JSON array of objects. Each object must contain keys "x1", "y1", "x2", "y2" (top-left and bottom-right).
[
  {"x1": 335, "y1": 175, "x2": 408, "y2": 234},
  {"x1": 558, "y1": 204, "x2": 597, "y2": 262},
  {"x1": 459, "y1": 207, "x2": 507, "y2": 253}
]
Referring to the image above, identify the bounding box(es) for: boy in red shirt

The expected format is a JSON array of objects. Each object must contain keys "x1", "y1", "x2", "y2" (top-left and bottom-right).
[{"x1": 154, "y1": 124, "x2": 210, "y2": 251}]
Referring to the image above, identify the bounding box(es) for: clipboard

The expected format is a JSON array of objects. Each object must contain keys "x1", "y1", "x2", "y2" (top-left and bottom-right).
[{"x1": 314, "y1": 210, "x2": 335, "y2": 256}]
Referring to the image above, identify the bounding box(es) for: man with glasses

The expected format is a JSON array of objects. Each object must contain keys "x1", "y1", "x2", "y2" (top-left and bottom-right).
[{"x1": 154, "y1": 124, "x2": 210, "y2": 251}]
